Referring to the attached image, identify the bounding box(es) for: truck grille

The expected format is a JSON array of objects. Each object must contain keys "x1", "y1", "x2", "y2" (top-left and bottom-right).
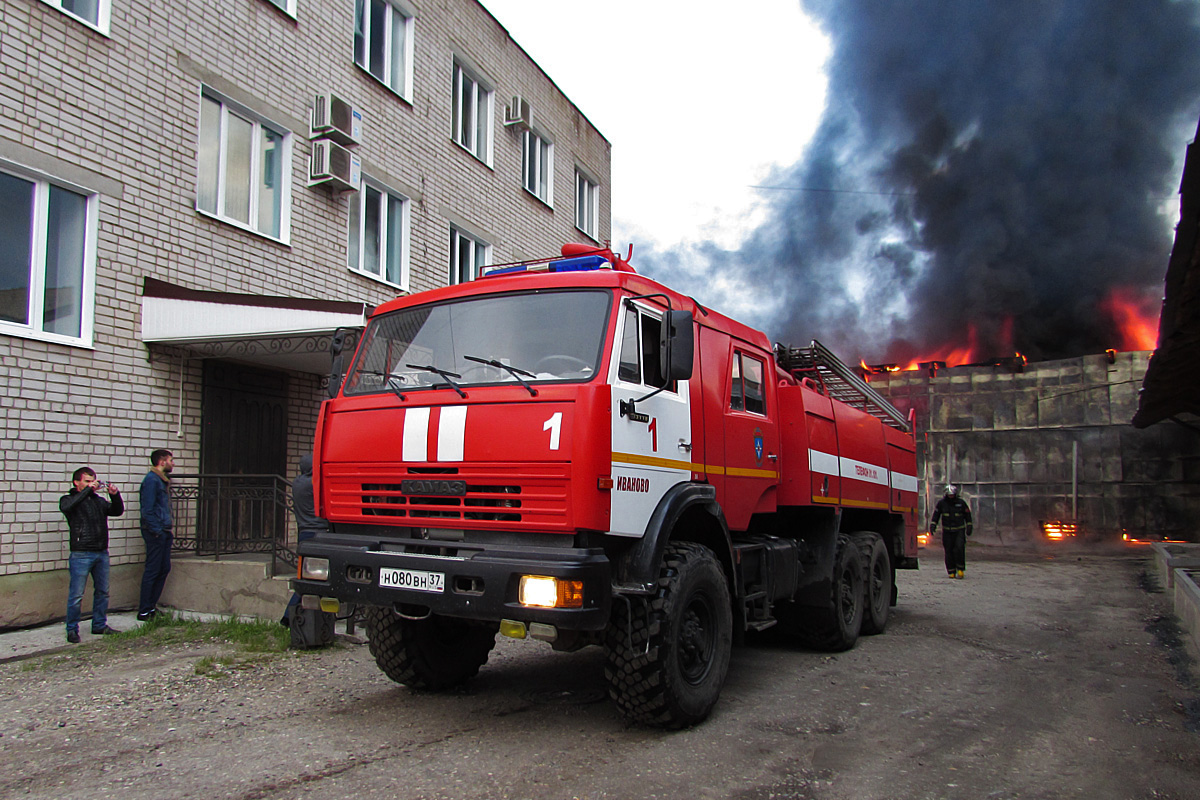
[{"x1": 325, "y1": 464, "x2": 570, "y2": 530}]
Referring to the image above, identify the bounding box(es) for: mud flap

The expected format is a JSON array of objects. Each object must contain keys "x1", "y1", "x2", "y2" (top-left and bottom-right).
[{"x1": 290, "y1": 607, "x2": 336, "y2": 649}]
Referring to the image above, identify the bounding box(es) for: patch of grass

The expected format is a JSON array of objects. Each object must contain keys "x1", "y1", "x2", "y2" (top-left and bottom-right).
[{"x1": 108, "y1": 611, "x2": 290, "y2": 654}]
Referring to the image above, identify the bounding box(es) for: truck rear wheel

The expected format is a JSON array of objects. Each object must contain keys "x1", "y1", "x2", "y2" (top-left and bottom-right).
[
  {"x1": 604, "y1": 542, "x2": 733, "y2": 729},
  {"x1": 852, "y1": 532, "x2": 892, "y2": 635},
  {"x1": 794, "y1": 533, "x2": 864, "y2": 651},
  {"x1": 364, "y1": 606, "x2": 498, "y2": 690}
]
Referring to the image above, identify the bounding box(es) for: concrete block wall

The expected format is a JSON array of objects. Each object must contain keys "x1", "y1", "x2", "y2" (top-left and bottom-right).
[
  {"x1": 871, "y1": 351, "x2": 1200, "y2": 543},
  {"x1": 0, "y1": 0, "x2": 612, "y2": 626}
]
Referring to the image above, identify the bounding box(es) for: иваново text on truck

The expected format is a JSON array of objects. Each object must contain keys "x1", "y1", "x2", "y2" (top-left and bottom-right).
[{"x1": 293, "y1": 244, "x2": 920, "y2": 728}]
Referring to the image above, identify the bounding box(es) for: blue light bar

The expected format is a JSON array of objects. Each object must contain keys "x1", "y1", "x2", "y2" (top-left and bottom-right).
[{"x1": 482, "y1": 254, "x2": 610, "y2": 278}]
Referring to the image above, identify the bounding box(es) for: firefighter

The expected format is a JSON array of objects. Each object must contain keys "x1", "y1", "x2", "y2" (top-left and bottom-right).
[{"x1": 930, "y1": 484, "x2": 972, "y2": 579}]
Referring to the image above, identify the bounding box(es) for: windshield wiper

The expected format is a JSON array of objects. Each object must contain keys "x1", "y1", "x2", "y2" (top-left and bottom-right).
[
  {"x1": 463, "y1": 355, "x2": 539, "y2": 397},
  {"x1": 353, "y1": 369, "x2": 411, "y2": 401},
  {"x1": 406, "y1": 364, "x2": 467, "y2": 398}
]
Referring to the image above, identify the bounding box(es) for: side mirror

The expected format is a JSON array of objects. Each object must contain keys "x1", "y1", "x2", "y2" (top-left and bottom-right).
[
  {"x1": 659, "y1": 309, "x2": 694, "y2": 382},
  {"x1": 327, "y1": 328, "x2": 350, "y2": 399}
]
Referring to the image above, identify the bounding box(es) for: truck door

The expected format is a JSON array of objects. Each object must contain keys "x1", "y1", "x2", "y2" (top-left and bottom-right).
[
  {"x1": 722, "y1": 345, "x2": 779, "y2": 531},
  {"x1": 609, "y1": 302, "x2": 692, "y2": 537}
]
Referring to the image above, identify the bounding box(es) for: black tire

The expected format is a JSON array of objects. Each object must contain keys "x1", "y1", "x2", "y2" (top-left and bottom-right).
[
  {"x1": 852, "y1": 532, "x2": 892, "y2": 635},
  {"x1": 795, "y1": 533, "x2": 864, "y2": 651},
  {"x1": 604, "y1": 542, "x2": 733, "y2": 729},
  {"x1": 364, "y1": 606, "x2": 498, "y2": 690}
]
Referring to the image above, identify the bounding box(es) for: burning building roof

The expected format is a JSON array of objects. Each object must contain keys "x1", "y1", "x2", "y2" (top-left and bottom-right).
[{"x1": 1134, "y1": 114, "x2": 1200, "y2": 428}]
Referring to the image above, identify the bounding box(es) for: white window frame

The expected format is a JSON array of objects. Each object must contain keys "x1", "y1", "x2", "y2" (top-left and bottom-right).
[
  {"x1": 354, "y1": 0, "x2": 415, "y2": 101},
  {"x1": 0, "y1": 163, "x2": 98, "y2": 348},
  {"x1": 452, "y1": 60, "x2": 493, "y2": 165},
  {"x1": 448, "y1": 226, "x2": 490, "y2": 285},
  {"x1": 575, "y1": 168, "x2": 600, "y2": 239},
  {"x1": 195, "y1": 88, "x2": 293, "y2": 244},
  {"x1": 37, "y1": 0, "x2": 111, "y2": 36},
  {"x1": 263, "y1": 0, "x2": 298, "y2": 18},
  {"x1": 522, "y1": 128, "x2": 554, "y2": 205},
  {"x1": 348, "y1": 177, "x2": 411, "y2": 291}
]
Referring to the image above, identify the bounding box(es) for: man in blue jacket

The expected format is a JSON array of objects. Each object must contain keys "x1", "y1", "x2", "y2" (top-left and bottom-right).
[
  {"x1": 138, "y1": 449, "x2": 174, "y2": 620},
  {"x1": 60, "y1": 467, "x2": 125, "y2": 642}
]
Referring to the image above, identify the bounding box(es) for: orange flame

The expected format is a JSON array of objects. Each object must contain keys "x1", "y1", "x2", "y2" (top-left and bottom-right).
[{"x1": 1099, "y1": 288, "x2": 1159, "y2": 352}]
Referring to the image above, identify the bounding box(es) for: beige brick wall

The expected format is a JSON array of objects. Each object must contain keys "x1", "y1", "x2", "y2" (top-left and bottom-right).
[{"x1": 0, "y1": 0, "x2": 611, "y2": 614}]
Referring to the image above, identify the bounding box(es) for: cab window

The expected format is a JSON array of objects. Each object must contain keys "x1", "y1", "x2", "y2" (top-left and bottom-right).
[
  {"x1": 731, "y1": 352, "x2": 766, "y2": 415},
  {"x1": 617, "y1": 305, "x2": 673, "y2": 390}
]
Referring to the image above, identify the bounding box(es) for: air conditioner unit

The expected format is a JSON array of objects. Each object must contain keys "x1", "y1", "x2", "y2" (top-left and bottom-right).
[
  {"x1": 309, "y1": 139, "x2": 361, "y2": 192},
  {"x1": 310, "y1": 93, "x2": 363, "y2": 146},
  {"x1": 504, "y1": 95, "x2": 533, "y2": 129}
]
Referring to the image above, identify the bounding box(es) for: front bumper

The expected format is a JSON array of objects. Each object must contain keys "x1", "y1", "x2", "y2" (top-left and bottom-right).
[{"x1": 291, "y1": 533, "x2": 612, "y2": 631}]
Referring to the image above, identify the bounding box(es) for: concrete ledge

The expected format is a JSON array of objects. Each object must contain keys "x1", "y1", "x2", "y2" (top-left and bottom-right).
[
  {"x1": 1151, "y1": 542, "x2": 1200, "y2": 589},
  {"x1": 159, "y1": 554, "x2": 291, "y2": 620},
  {"x1": 1172, "y1": 567, "x2": 1200, "y2": 656},
  {"x1": 0, "y1": 565, "x2": 141, "y2": 629}
]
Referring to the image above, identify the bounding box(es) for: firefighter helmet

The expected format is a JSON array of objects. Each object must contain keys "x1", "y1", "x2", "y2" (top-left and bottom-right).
[{"x1": 945, "y1": 484, "x2": 959, "y2": 498}]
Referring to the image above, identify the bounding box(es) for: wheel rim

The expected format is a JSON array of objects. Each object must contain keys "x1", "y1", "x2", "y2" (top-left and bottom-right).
[
  {"x1": 870, "y1": 558, "x2": 885, "y2": 606},
  {"x1": 678, "y1": 591, "x2": 716, "y2": 685},
  {"x1": 839, "y1": 565, "x2": 857, "y2": 626}
]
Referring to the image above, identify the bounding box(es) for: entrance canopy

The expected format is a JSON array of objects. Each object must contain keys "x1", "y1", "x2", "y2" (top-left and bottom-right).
[{"x1": 141, "y1": 277, "x2": 369, "y2": 375}]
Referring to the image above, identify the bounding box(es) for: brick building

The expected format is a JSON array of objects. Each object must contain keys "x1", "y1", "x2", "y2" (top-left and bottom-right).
[{"x1": 0, "y1": 0, "x2": 611, "y2": 626}]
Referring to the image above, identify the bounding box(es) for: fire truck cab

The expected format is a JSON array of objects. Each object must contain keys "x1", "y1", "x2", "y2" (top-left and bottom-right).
[{"x1": 294, "y1": 245, "x2": 919, "y2": 728}]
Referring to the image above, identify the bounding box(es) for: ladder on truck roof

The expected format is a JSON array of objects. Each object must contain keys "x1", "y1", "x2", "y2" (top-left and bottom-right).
[{"x1": 776, "y1": 339, "x2": 912, "y2": 433}]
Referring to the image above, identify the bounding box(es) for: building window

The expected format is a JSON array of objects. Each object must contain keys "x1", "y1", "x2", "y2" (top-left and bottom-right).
[
  {"x1": 452, "y1": 60, "x2": 492, "y2": 164},
  {"x1": 522, "y1": 129, "x2": 553, "y2": 204},
  {"x1": 349, "y1": 179, "x2": 409, "y2": 289},
  {"x1": 196, "y1": 89, "x2": 291, "y2": 242},
  {"x1": 38, "y1": 0, "x2": 111, "y2": 34},
  {"x1": 0, "y1": 168, "x2": 96, "y2": 345},
  {"x1": 730, "y1": 352, "x2": 766, "y2": 415},
  {"x1": 354, "y1": 0, "x2": 413, "y2": 99},
  {"x1": 575, "y1": 170, "x2": 599, "y2": 239},
  {"x1": 449, "y1": 226, "x2": 489, "y2": 285},
  {"x1": 264, "y1": 0, "x2": 297, "y2": 16}
]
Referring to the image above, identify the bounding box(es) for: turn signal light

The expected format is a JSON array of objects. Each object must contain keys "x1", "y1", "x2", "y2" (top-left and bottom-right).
[{"x1": 518, "y1": 575, "x2": 584, "y2": 608}]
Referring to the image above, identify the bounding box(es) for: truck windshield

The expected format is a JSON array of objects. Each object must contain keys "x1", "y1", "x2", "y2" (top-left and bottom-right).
[{"x1": 343, "y1": 290, "x2": 612, "y2": 396}]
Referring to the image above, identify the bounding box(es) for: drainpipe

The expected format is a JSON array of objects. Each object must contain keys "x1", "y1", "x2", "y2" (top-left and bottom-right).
[{"x1": 1072, "y1": 440, "x2": 1078, "y2": 521}]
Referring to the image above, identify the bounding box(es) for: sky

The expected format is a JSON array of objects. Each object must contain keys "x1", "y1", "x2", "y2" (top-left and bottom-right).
[{"x1": 479, "y1": 0, "x2": 830, "y2": 251}]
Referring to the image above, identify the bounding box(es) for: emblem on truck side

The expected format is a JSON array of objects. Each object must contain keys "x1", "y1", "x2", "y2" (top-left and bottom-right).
[{"x1": 401, "y1": 479, "x2": 468, "y2": 496}]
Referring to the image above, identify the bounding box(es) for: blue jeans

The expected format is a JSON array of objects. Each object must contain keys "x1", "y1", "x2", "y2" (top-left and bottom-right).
[
  {"x1": 138, "y1": 528, "x2": 172, "y2": 614},
  {"x1": 66, "y1": 551, "x2": 110, "y2": 634}
]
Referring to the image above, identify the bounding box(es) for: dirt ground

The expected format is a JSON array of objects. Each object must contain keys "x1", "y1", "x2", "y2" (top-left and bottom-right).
[{"x1": 1, "y1": 545, "x2": 1197, "y2": 800}]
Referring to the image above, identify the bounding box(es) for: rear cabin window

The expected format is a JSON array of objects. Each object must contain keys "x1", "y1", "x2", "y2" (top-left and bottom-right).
[{"x1": 731, "y1": 352, "x2": 766, "y2": 415}]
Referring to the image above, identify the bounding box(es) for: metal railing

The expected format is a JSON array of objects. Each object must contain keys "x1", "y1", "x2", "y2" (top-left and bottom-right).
[{"x1": 168, "y1": 474, "x2": 297, "y2": 577}]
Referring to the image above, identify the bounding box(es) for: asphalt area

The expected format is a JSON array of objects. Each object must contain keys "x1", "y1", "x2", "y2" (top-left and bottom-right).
[{"x1": 0, "y1": 544, "x2": 1197, "y2": 800}]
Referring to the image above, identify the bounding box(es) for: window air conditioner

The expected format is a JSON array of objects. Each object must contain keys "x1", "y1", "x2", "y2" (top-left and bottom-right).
[
  {"x1": 309, "y1": 139, "x2": 361, "y2": 192},
  {"x1": 310, "y1": 93, "x2": 363, "y2": 146},
  {"x1": 504, "y1": 95, "x2": 533, "y2": 129}
]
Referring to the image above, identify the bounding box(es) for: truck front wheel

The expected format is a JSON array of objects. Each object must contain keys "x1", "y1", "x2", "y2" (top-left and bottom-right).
[
  {"x1": 604, "y1": 542, "x2": 733, "y2": 729},
  {"x1": 364, "y1": 606, "x2": 498, "y2": 690}
]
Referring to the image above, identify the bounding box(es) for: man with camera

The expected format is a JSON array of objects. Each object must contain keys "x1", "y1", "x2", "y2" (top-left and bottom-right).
[{"x1": 59, "y1": 467, "x2": 124, "y2": 643}]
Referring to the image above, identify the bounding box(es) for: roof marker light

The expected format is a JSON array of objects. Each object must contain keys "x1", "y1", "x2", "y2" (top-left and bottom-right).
[{"x1": 481, "y1": 254, "x2": 611, "y2": 278}]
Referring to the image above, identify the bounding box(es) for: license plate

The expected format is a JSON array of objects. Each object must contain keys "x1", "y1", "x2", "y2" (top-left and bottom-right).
[{"x1": 379, "y1": 566, "x2": 445, "y2": 593}]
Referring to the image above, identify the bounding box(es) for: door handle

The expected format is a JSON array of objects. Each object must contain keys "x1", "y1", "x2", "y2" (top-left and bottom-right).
[{"x1": 678, "y1": 440, "x2": 692, "y2": 452}]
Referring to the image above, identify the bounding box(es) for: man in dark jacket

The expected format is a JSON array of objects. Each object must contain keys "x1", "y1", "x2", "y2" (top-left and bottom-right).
[
  {"x1": 60, "y1": 467, "x2": 125, "y2": 643},
  {"x1": 138, "y1": 449, "x2": 174, "y2": 620},
  {"x1": 931, "y1": 484, "x2": 973, "y2": 579},
  {"x1": 281, "y1": 454, "x2": 330, "y2": 629}
]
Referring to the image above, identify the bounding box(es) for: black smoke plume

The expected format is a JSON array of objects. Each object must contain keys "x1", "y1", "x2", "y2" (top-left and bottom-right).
[{"x1": 639, "y1": 0, "x2": 1200, "y2": 363}]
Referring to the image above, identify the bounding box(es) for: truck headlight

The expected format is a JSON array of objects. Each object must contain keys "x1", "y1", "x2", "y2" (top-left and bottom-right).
[
  {"x1": 300, "y1": 557, "x2": 330, "y2": 581},
  {"x1": 518, "y1": 575, "x2": 583, "y2": 608}
]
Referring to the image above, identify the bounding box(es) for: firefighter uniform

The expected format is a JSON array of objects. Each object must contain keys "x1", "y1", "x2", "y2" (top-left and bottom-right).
[{"x1": 931, "y1": 489, "x2": 972, "y2": 578}]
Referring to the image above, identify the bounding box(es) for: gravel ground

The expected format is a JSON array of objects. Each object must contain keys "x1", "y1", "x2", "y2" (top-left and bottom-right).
[{"x1": 1, "y1": 546, "x2": 1197, "y2": 800}]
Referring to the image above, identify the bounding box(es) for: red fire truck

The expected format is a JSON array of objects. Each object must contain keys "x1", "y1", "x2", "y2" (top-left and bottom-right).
[{"x1": 293, "y1": 244, "x2": 919, "y2": 728}]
